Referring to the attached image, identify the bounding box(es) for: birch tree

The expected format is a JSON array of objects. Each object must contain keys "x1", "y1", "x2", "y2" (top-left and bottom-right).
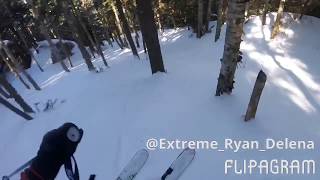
[
  {"x1": 271, "y1": 0, "x2": 286, "y2": 39},
  {"x1": 215, "y1": 0, "x2": 246, "y2": 96}
]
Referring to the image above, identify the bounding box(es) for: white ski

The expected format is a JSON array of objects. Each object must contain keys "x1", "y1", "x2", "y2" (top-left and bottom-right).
[
  {"x1": 161, "y1": 148, "x2": 196, "y2": 180},
  {"x1": 116, "y1": 149, "x2": 149, "y2": 180}
]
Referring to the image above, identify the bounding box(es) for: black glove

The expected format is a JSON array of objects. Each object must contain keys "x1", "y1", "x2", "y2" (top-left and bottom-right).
[{"x1": 29, "y1": 122, "x2": 83, "y2": 179}]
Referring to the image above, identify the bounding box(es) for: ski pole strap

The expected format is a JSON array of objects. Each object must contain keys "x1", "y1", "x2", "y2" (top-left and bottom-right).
[{"x1": 64, "y1": 155, "x2": 79, "y2": 180}]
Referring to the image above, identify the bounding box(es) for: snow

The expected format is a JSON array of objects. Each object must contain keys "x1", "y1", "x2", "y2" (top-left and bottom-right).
[{"x1": 1, "y1": 13, "x2": 320, "y2": 179}]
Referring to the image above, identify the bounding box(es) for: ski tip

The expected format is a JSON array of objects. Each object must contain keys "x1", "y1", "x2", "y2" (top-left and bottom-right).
[
  {"x1": 184, "y1": 147, "x2": 196, "y2": 154},
  {"x1": 140, "y1": 149, "x2": 150, "y2": 157},
  {"x1": 138, "y1": 148, "x2": 149, "y2": 153}
]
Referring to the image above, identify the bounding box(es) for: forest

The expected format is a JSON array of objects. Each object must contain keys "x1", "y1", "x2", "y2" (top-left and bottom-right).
[{"x1": 0, "y1": 0, "x2": 320, "y2": 179}]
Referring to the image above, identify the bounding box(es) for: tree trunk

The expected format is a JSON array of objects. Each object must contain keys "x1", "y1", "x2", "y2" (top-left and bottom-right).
[
  {"x1": 205, "y1": 0, "x2": 213, "y2": 32},
  {"x1": 262, "y1": 0, "x2": 269, "y2": 25},
  {"x1": 114, "y1": 24, "x2": 126, "y2": 48},
  {"x1": 69, "y1": 0, "x2": 98, "y2": 55},
  {"x1": 39, "y1": 22, "x2": 62, "y2": 64},
  {"x1": 24, "y1": 26, "x2": 39, "y2": 50},
  {"x1": 245, "y1": 70, "x2": 267, "y2": 121},
  {"x1": 111, "y1": 1, "x2": 128, "y2": 47},
  {"x1": 299, "y1": 0, "x2": 311, "y2": 19},
  {"x1": 136, "y1": 0, "x2": 165, "y2": 74},
  {"x1": 57, "y1": 33, "x2": 73, "y2": 67},
  {"x1": 40, "y1": 23, "x2": 70, "y2": 73},
  {"x1": 215, "y1": 0, "x2": 228, "y2": 42},
  {"x1": 112, "y1": 2, "x2": 124, "y2": 36},
  {"x1": 113, "y1": 32, "x2": 124, "y2": 49},
  {"x1": 1, "y1": 43, "x2": 41, "y2": 91},
  {"x1": 215, "y1": 0, "x2": 246, "y2": 96},
  {"x1": 0, "y1": 75, "x2": 34, "y2": 113},
  {"x1": 12, "y1": 24, "x2": 44, "y2": 72},
  {"x1": 271, "y1": 0, "x2": 286, "y2": 39},
  {"x1": 0, "y1": 49, "x2": 30, "y2": 89},
  {"x1": 20, "y1": 69, "x2": 41, "y2": 91},
  {"x1": 0, "y1": 86, "x2": 11, "y2": 98},
  {"x1": 115, "y1": 0, "x2": 139, "y2": 58},
  {"x1": 62, "y1": 2, "x2": 95, "y2": 71},
  {"x1": 197, "y1": 0, "x2": 204, "y2": 38},
  {"x1": 135, "y1": 32, "x2": 140, "y2": 48},
  {"x1": 92, "y1": 31, "x2": 109, "y2": 67},
  {"x1": 2, "y1": 2, "x2": 43, "y2": 72},
  {"x1": 156, "y1": 0, "x2": 163, "y2": 31},
  {"x1": 60, "y1": 61, "x2": 70, "y2": 72},
  {"x1": 0, "y1": 95, "x2": 33, "y2": 120},
  {"x1": 96, "y1": 9, "x2": 113, "y2": 47},
  {"x1": 133, "y1": 11, "x2": 141, "y2": 48},
  {"x1": 244, "y1": 1, "x2": 250, "y2": 20}
]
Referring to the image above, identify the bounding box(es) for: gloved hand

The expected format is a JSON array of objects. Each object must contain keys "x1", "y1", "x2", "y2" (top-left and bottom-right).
[{"x1": 27, "y1": 122, "x2": 83, "y2": 180}]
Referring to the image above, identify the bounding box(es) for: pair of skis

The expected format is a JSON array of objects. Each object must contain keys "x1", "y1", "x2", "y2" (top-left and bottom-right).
[{"x1": 116, "y1": 148, "x2": 195, "y2": 180}]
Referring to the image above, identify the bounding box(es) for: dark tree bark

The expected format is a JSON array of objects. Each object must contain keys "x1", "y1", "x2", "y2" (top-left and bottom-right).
[
  {"x1": 215, "y1": 0, "x2": 228, "y2": 42},
  {"x1": 133, "y1": 12, "x2": 141, "y2": 48},
  {"x1": 111, "y1": 2, "x2": 128, "y2": 48},
  {"x1": 57, "y1": 32, "x2": 73, "y2": 67},
  {"x1": 113, "y1": 32, "x2": 125, "y2": 49},
  {"x1": 205, "y1": 0, "x2": 213, "y2": 32},
  {"x1": 262, "y1": 0, "x2": 269, "y2": 25},
  {"x1": 69, "y1": 0, "x2": 98, "y2": 56},
  {"x1": 245, "y1": 70, "x2": 267, "y2": 121},
  {"x1": 0, "y1": 49, "x2": 30, "y2": 89},
  {"x1": 95, "y1": 9, "x2": 113, "y2": 47},
  {"x1": 142, "y1": 38, "x2": 147, "y2": 54},
  {"x1": 215, "y1": 0, "x2": 246, "y2": 96},
  {"x1": 39, "y1": 22, "x2": 70, "y2": 73},
  {"x1": 92, "y1": 31, "x2": 109, "y2": 67},
  {"x1": 197, "y1": 0, "x2": 204, "y2": 38},
  {"x1": 135, "y1": 32, "x2": 140, "y2": 48},
  {"x1": 136, "y1": 0, "x2": 165, "y2": 74},
  {"x1": 11, "y1": 23, "x2": 44, "y2": 72},
  {"x1": 1, "y1": 42, "x2": 41, "y2": 91},
  {"x1": 0, "y1": 86, "x2": 11, "y2": 98},
  {"x1": 0, "y1": 75, "x2": 34, "y2": 113},
  {"x1": 299, "y1": 0, "x2": 312, "y2": 19},
  {"x1": 113, "y1": 24, "x2": 126, "y2": 48},
  {"x1": 0, "y1": 95, "x2": 33, "y2": 120},
  {"x1": 2, "y1": 2, "x2": 43, "y2": 72},
  {"x1": 115, "y1": 0, "x2": 139, "y2": 58},
  {"x1": 62, "y1": 2, "x2": 95, "y2": 71}
]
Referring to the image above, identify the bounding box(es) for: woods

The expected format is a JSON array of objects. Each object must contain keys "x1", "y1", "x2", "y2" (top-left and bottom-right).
[
  {"x1": 0, "y1": 0, "x2": 319, "y2": 119},
  {"x1": 1, "y1": 0, "x2": 320, "y2": 179}
]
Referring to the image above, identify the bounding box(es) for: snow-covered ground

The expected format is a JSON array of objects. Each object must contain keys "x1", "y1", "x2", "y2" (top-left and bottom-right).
[{"x1": 1, "y1": 13, "x2": 320, "y2": 179}]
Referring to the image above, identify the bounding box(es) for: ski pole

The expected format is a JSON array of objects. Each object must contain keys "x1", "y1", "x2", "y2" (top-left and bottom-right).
[{"x1": 2, "y1": 157, "x2": 35, "y2": 180}]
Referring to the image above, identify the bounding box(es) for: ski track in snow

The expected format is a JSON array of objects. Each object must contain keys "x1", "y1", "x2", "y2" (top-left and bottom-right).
[{"x1": 0, "y1": 13, "x2": 320, "y2": 180}]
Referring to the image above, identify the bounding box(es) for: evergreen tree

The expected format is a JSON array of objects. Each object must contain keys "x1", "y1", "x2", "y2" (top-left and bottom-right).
[{"x1": 136, "y1": 0, "x2": 165, "y2": 74}]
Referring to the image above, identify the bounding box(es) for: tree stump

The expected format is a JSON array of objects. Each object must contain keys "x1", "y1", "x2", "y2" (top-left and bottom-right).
[{"x1": 245, "y1": 70, "x2": 267, "y2": 121}]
